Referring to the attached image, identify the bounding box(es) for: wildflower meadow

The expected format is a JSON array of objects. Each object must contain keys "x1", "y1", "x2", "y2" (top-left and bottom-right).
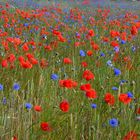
[{"x1": 0, "y1": 0, "x2": 140, "y2": 140}]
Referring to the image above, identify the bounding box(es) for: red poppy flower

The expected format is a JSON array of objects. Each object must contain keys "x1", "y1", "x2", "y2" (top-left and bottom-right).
[
  {"x1": 102, "y1": 37, "x2": 109, "y2": 42},
  {"x1": 110, "y1": 41, "x2": 119, "y2": 48},
  {"x1": 7, "y1": 54, "x2": 16, "y2": 63},
  {"x1": 5, "y1": 3, "x2": 10, "y2": 8},
  {"x1": 26, "y1": 53, "x2": 34, "y2": 59},
  {"x1": 87, "y1": 50, "x2": 93, "y2": 56},
  {"x1": 58, "y1": 35, "x2": 66, "y2": 42},
  {"x1": 34, "y1": 105, "x2": 42, "y2": 112},
  {"x1": 12, "y1": 136, "x2": 18, "y2": 140},
  {"x1": 88, "y1": 29, "x2": 95, "y2": 37},
  {"x1": 83, "y1": 70, "x2": 95, "y2": 81},
  {"x1": 52, "y1": 29, "x2": 61, "y2": 36},
  {"x1": 60, "y1": 101, "x2": 69, "y2": 112},
  {"x1": 29, "y1": 40, "x2": 36, "y2": 46},
  {"x1": 124, "y1": 56, "x2": 130, "y2": 62},
  {"x1": 92, "y1": 44, "x2": 99, "y2": 51},
  {"x1": 22, "y1": 43, "x2": 29, "y2": 52},
  {"x1": 119, "y1": 94, "x2": 132, "y2": 104},
  {"x1": 29, "y1": 57, "x2": 38, "y2": 65},
  {"x1": 136, "y1": 108, "x2": 140, "y2": 114},
  {"x1": 86, "y1": 89, "x2": 97, "y2": 99},
  {"x1": 40, "y1": 59, "x2": 48, "y2": 68},
  {"x1": 81, "y1": 62, "x2": 88, "y2": 67},
  {"x1": 18, "y1": 56, "x2": 25, "y2": 62},
  {"x1": 135, "y1": 21, "x2": 140, "y2": 28},
  {"x1": 80, "y1": 83, "x2": 91, "y2": 92},
  {"x1": 120, "y1": 32, "x2": 127, "y2": 41},
  {"x1": 63, "y1": 58, "x2": 72, "y2": 64},
  {"x1": 44, "y1": 45, "x2": 52, "y2": 51},
  {"x1": 110, "y1": 30, "x2": 120, "y2": 38},
  {"x1": 20, "y1": 60, "x2": 32, "y2": 69},
  {"x1": 40, "y1": 122, "x2": 51, "y2": 131},
  {"x1": 123, "y1": 131, "x2": 138, "y2": 140},
  {"x1": 1, "y1": 59, "x2": 8, "y2": 68},
  {"x1": 74, "y1": 42, "x2": 80, "y2": 47},
  {"x1": 59, "y1": 79, "x2": 78, "y2": 89},
  {"x1": 2, "y1": 40, "x2": 9, "y2": 51},
  {"x1": 131, "y1": 25, "x2": 138, "y2": 36},
  {"x1": 104, "y1": 93, "x2": 115, "y2": 105},
  {"x1": 90, "y1": 40, "x2": 95, "y2": 45}
]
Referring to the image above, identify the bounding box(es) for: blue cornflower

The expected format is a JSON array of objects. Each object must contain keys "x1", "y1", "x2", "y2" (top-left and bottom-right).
[
  {"x1": 109, "y1": 118, "x2": 118, "y2": 127},
  {"x1": 75, "y1": 32, "x2": 79, "y2": 36},
  {"x1": 114, "y1": 68, "x2": 121, "y2": 76},
  {"x1": 30, "y1": 30, "x2": 33, "y2": 33},
  {"x1": 112, "y1": 87, "x2": 118, "y2": 91},
  {"x1": 51, "y1": 74, "x2": 59, "y2": 80},
  {"x1": 79, "y1": 50, "x2": 86, "y2": 57},
  {"x1": 121, "y1": 80, "x2": 126, "y2": 83},
  {"x1": 121, "y1": 40, "x2": 126, "y2": 44},
  {"x1": 49, "y1": 26, "x2": 53, "y2": 29},
  {"x1": 114, "y1": 47, "x2": 119, "y2": 53},
  {"x1": 132, "y1": 46, "x2": 136, "y2": 52},
  {"x1": 100, "y1": 52, "x2": 105, "y2": 57},
  {"x1": 31, "y1": 46, "x2": 36, "y2": 49},
  {"x1": 2, "y1": 97, "x2": 6, "y2": 105},
  {"x1": 91, "y1": 104, "x2": 97, "y2": 109},
  {"x1": 120, "y1": 80, "x2": 128, "y2": 85},
  {"x1": 63, "y1": 8, "x2": 69, "y2": 13},
  {"x1": 127, "y1": 92, "x2": 133, "y2": 98},
  {"x1": 0, "y1": 84, "x2": 3, "y2": 91},
  {"x1": 13, "y1": 83, "x2": 20, "y2": 91},
  {"x1": 23, "y1": 23, "x2": 29, "y2": 27},
  {"x1": 82, "y1": 15, "x2": 85, "y2": 19},
  {"x1": 107, "y1": 60, "x2": 113, "y2": 67},
  {"x1": 45, "y1": 12, "x2": 50, "y2": 16},
  {"x1": 25, "y1": 103, "x2": 32, "y2": 110},
  {"x1": 27, "y1": 18, "x2": 30, "y2": 21}
]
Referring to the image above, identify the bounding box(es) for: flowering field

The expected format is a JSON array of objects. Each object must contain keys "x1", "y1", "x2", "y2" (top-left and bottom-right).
[{"x1": 0, "y1": 0, "x2": 140, "y2": 140}]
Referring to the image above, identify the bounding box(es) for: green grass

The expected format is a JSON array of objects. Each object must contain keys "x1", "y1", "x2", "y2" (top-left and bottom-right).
[{"x1": 0, "y1": 1, "x2": 140, "y2": 140}]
